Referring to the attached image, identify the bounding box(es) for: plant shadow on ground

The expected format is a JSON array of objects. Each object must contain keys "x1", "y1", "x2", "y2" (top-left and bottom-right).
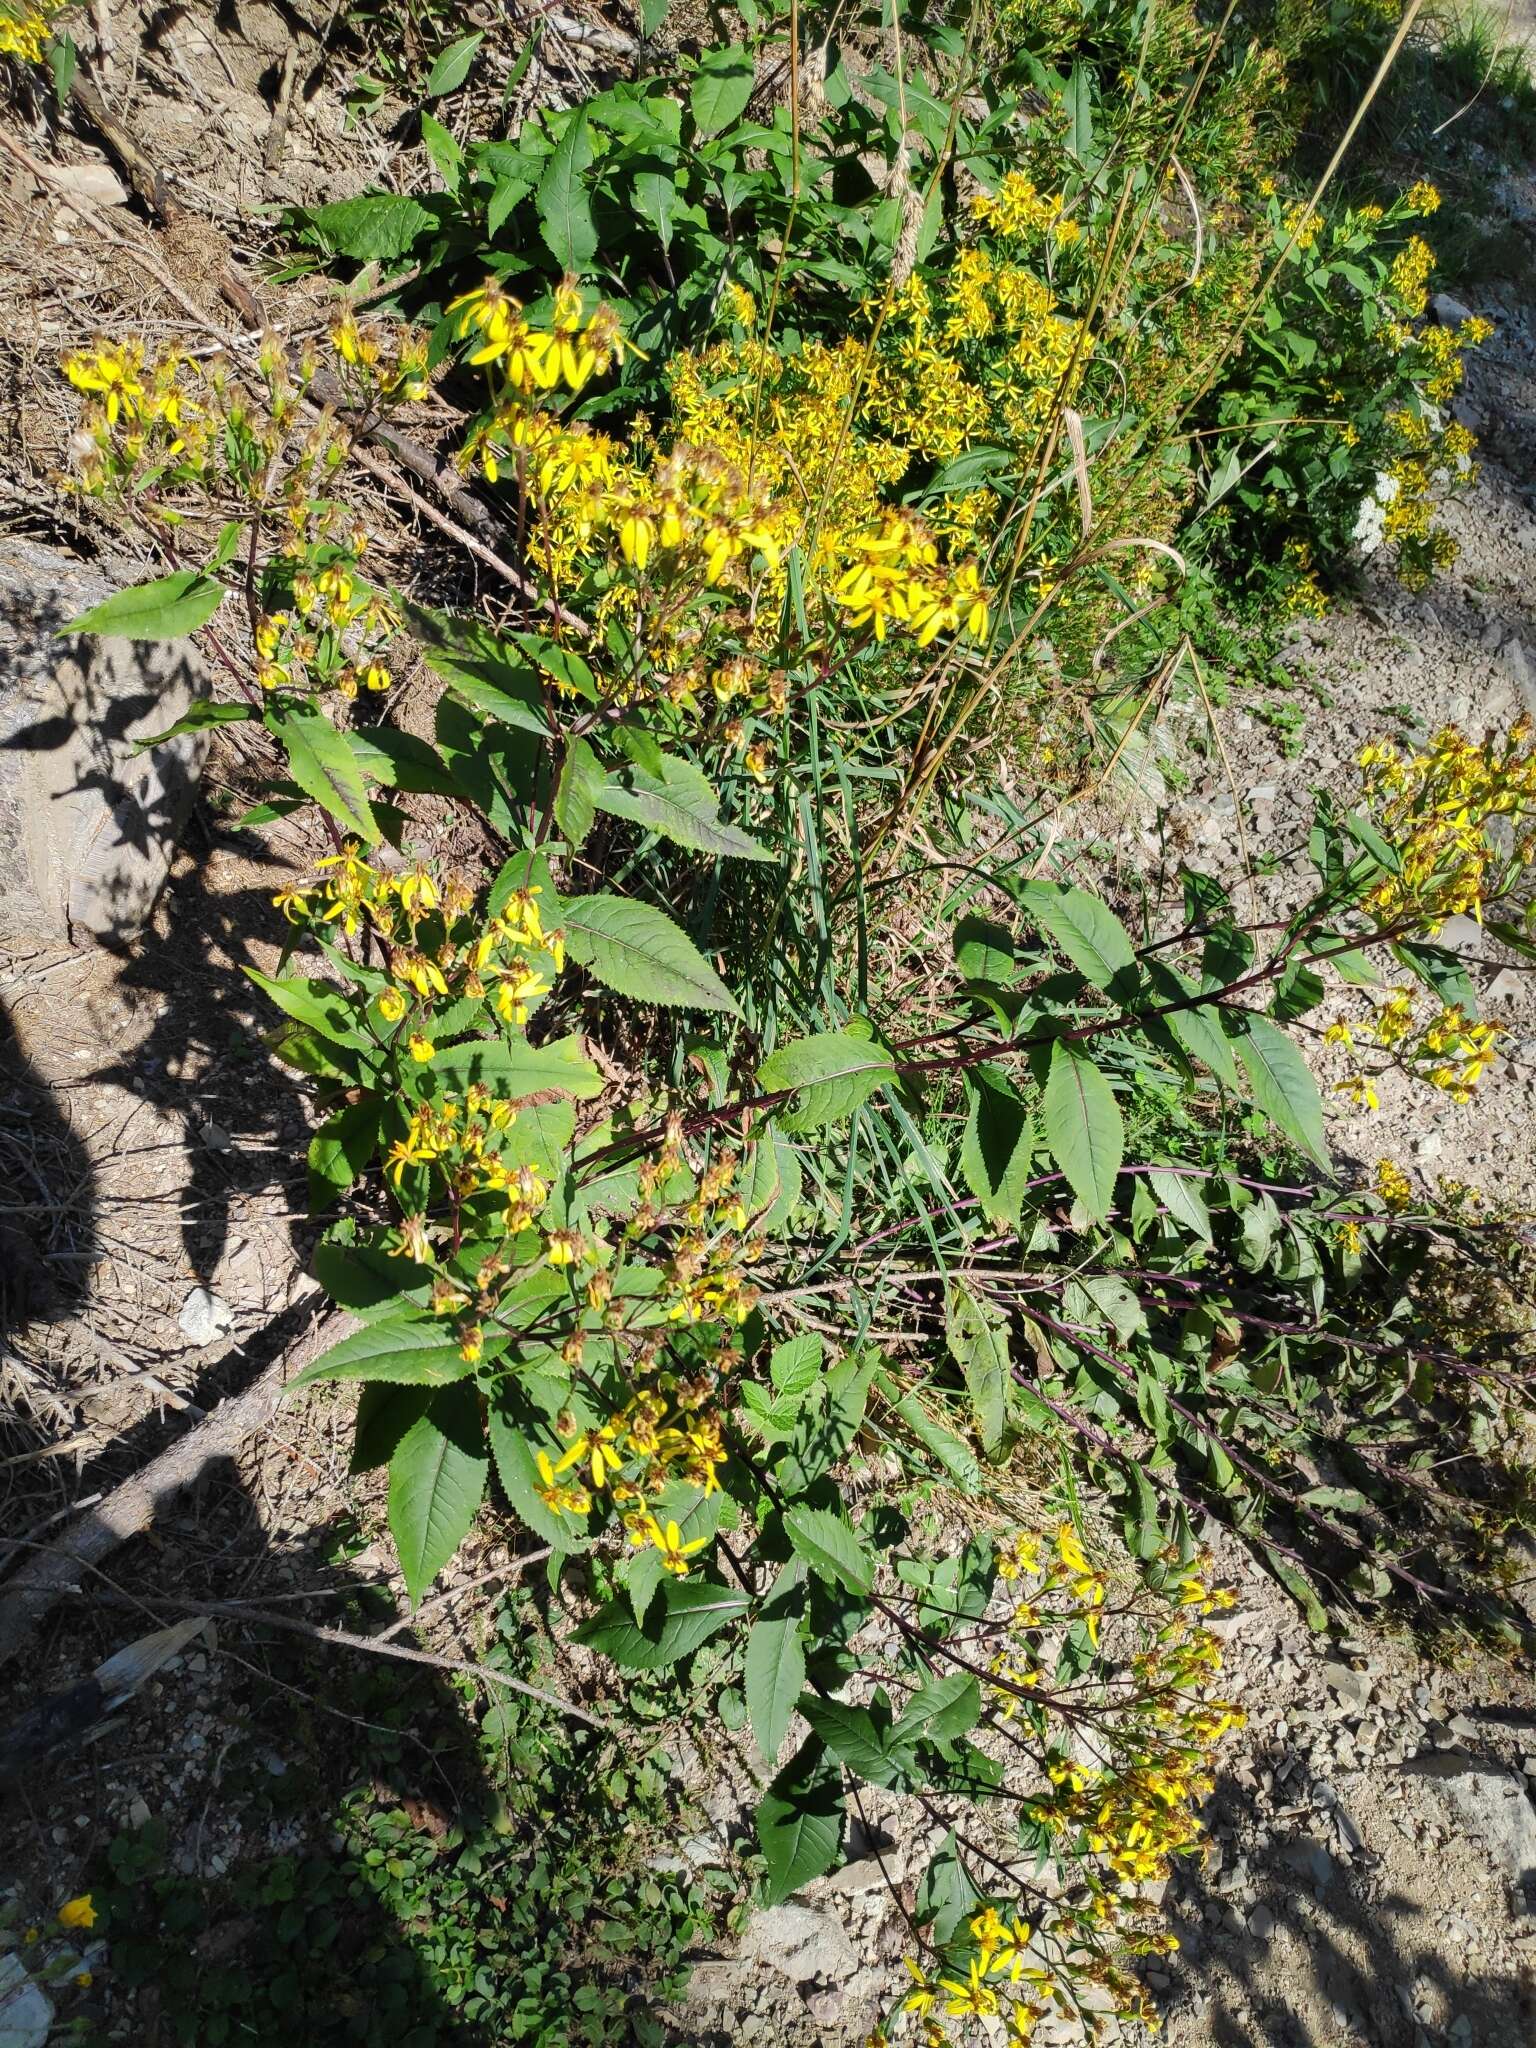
[
  {"x1": 1, "y1": 1464, "x2": 715, "y2": 2047},
  {"x1": 1150, "y1": 1764, "x2": 1536, "y2": 2047}
]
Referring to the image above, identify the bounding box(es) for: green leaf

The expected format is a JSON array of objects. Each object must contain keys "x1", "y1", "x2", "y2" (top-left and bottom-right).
[
  {"x1": 915, "y1": 1829, "x2": 980, "y2": 1942},
  {"x1": 1145, "y1": 1167, "x2": 1214, "y2": 1244},
  {"x1": 799, "y1": 1697, "x2": 911, "y2": 1788},
  {"x1": 875, "y1": 1371, "x2": 981, "y2": 1490},
  {"x1": 783, "y1": 1504, "x2": 874, "y2": 1595},
  {"x1": 61, "y1": 570, "x2": 225, "y2": 641},
  {"x1": 135, "y1": 700, "x2": 251, "y2": 749},
  {"x1": 351, "y1": 1382, "x2": 435, "y2": 1474},
  {"x1": 1229, "y1": 1010, "x2": 1329, "y2": 1167},
  {"x1": 756, "y1": 1029, "x2": 894, "y2": 1132},
  {"x1": 426, "y1": 28, "x2": 483, "y2": 95},
  {"x1": 301, "y1": 193, "x2": 435, "y2": 261},
  {"x1": 344, "y1": 725, "x2": 456, "y2": 795},
  {"x1": 291, "y1": 1318, "x2": 478, "y2": 1389},
  {"x1": 273, "y1": 706, "x2": 377, "y2": 844},
  {"x1": 536, "y1": 113, "x2": 597, "y2": 272},
  {"x1": 755, "y1": 1736, "x2": 844, "y2": 1905},
  {"x1": 1018, "y1": 880, "x2": 1137, "y2": 995},
  {"x1": 388, "y1": 1382, "x2": 488, "y2": 1606},
  {"x1": 744, "y1": 1614, "x2": 805, "y2": 1762},
  {"x1": 1145, "y1": 961, "x2": 1239, "y2": 1086},
  {"x1": 1040, "y1": 1040, "x2": 1124, "y2": 1223},
  {"x1": 308, "y1": 1100, "x2": 380, "y2": 1212},
  {"x1": 593, "y1": 755, "x2": 773, "y2": 863},
  {"x1": 420, "y1": 109, "x2": 463, "y2": 190},
  {"x1": 244, "y1": 968, "x2": 363, "y2": 1046},
  {"x1": 944, "y1": 1277, "x2": 1011, "y2": 1460},
  {"x1": 953, "y1": 914, "x2": 1018, "y2": 982},
  {"x1": 632, "y1": 167, "x2": 677, "y2": 250},
  {"x1": 895, "y1": 1671, "x2": 981, "y2": 1744},
  {"x1": 638, "y1": 0, "x2": 669, "y2": 34},
  {"x1": 429, "y1": 1032, "x2": 602, "y2": 1101},
  {"x1": 959, "y1": 1065, "x2": 1034, "y2": 1227},
  {"x1": 690, "y1": 44, "x2": 755, "y2": 135},
  {"x1": 563, "y1": 893, "x2": 739, "y2": 1014},
  {"x1": 574, "y1": 1578, "x2": 749, "y2": 1669},
  {"x1": 554, "y1": 736, "x2": 604, "y2": 849}
]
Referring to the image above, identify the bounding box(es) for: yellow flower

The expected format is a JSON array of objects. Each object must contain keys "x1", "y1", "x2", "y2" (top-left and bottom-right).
[
  {"x1": 407, "y1": 1034, "x2": 435, "y2": 1063},
  {"x1": 58, "y1": 1895, "x2": 96, "y2": 1931},
  {"x1": 641, "y1": 1514, "x2": 709, "y2": 1576},
  {"x1": 1374, "y1": 1158, "x2": 1413, "y2": 1211},
  {"x1": 901, "y1": 1958, "x2": 937, "y2": 2017},
  {"x1": 378, "y1": 985, "x2": 407, "y2": 1023},
  {"x1": 941, "y1": 1958, "x2": 1000, "y2": 2018}
]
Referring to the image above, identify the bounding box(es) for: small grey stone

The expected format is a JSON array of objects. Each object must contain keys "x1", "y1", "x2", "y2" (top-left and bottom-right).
[
  {"x1": 1310, "y1": 1845, "x2": 1334, "y2": 1886},
  {"x1": 1247, "y1": 1902, "x2": 1275, "y2": 1940},
  {"x1": 1322, "y1": 1660, "x2": 1372, "y2": 1712},
  {"x1": 178, "y1": 1287, "x2": 235, "y2": 1348},
  {"x1": 1432, "y1": 291, "x2": 1475, "y2": 325},
  {"x1": 1446, "y1": 1713, "x2": 1477, "y2": 1740},
  {"x1": 800, "y1": 1983, "x2": 844, "y2": 2024}
]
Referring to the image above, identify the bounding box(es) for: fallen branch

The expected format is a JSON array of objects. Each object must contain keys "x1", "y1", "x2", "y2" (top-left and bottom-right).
[
  {"x1": 0, "y1": 1298, "x2": 340, "y2": 1670},
  {"x1": 91, "y1": 1588, "x2": 612, "y2": 1733}
]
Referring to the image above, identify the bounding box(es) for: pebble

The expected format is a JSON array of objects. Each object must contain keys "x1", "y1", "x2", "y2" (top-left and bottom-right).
[
  {"x1": 178, "y1": 1286, "x2": 235, "y2": 1347},
  {"x1": 1247, "y1": 1902, "x2": 1276, "y2": 1940}
]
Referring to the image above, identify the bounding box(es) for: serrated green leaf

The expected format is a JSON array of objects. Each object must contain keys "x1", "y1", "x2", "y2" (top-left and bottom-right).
[
  {"x1": 895, "y1": 1671, "x2": 981, "y2": 1744},
  {"x1": 960, "y1": 1065, "x2": 1034, "y2": 1227},
  {"x1": 632, "y1": 167, "x2": 677, "y2": 250},
  {"x1": 554, "y1": 735, "x2": 604, "y2": 849},
  {"x1": 563, "y1": 893, "x2": 738, "y2": 1014},
  {"x1": 799, "y1": 1697, "x2": 913, "y2": 1788},
  {"x1": 429, "y1": 1031, "x2": 602, "y2": 1100},
  {"x1": 536, "y1": 112, "x2": 597, "y2": 271},
  {"x1": 426, "y1": 28, "x2": 483, "y2": 95},
  {"x1": 388, "y1": 1382, "x2": 488, "y2": 1605},
  {"x1": 273, "y1": 706, "x2": 377, "y2": 844},
  {"x1": 756, "y1": 1029, "x2": 894, "y2": 1132},
  {"x1": 1145, "y1": 1167, "x2": 1214, "y2": 1244},
  {"x1": 783, "y1": 1504, "x2": 874, "y2": 1595},
  {"x1": 755, "y1": 1735, "x2": 844, "y2": 1904},
  {"x1": 944, "y1": 1277, "x2": 1011, "y2": 1460},
  {"x1": 1018, "y1": 880, "x2": 1137, "y2": 995},
  {"x1": 302, "y1": 192, "x2": 435, "y2": 261},
  {"x1": 291, "y1": 1319, "x2": 479, "y2": 1390},
  {"x1": 308, "y1": 1099, "x2": 380, "y2": 1212},
  {"x1": 1144, "y1": 961, "x2": 1239, "y2": 1086},
  {"x1": 593, "y1": 755, "x2": 773, "y2": 863},
  {"x1": 574, "y1": 1578, "x2": 749, "y2": 1669},
  {"x1": 690, "y1": 44, "x2": 754, "y2": 135},
  {"x1": 1040, "y1": 1040, "x2": 1123, "y2": 1223},
  {"x1": 62, "y1": 569, "x2": 225, "y2": 641},
  {"x1": 1229, "y1": 1010, "x2": 1329, "y2": 1167},
  {"x1": 744, "y1": 1613, "x2": 805, "y2": 1762},
  {"x1": 245, "y1": 968, "x2": 364, "y2": 1046},
  {"x1": 135, "y1": 699, "x2": 252, "y2": 749}
]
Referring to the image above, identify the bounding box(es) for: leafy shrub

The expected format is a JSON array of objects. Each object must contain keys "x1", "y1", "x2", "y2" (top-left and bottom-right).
[{"x1": 29, "y1": 0, "x2": 1536, "y2": 2034}]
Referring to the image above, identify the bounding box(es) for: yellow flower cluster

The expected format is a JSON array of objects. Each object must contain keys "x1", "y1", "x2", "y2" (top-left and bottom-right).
[
  {"x1": 273, "y1": 845, "x2": 563, "y2": 1053},
  {"x1": 0, "y1": 0, "x2": 62, "y2": 61},
  {"x1": 1405, "y1": 181, "x2": 1441, "y2": 216},
  {"x1": 969, "y1": 172, "x2": 1067, "y2": 241},
  {"x1": 254, "y1": 548, "x2": 399, "y2": 698},
  {"x1": 1389, "y1": 234, "x2": 1436, "y2": 317},
  {"x1": 897, "y1": 1532, "x2": 1240, "y2": 2048},
  {"x1": 1280, "y1": 538, "x2": 1328, "y2": 617},
  {"x1": 1375, "y1": 1158, "x2": 1413, "y2": 1211},
  {"x1": 64, "y1": 324, "x2": 424, "y2": 510},
  {"x1": 1359, "y1": 721, "x2": 1536, "y2": 932}
]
